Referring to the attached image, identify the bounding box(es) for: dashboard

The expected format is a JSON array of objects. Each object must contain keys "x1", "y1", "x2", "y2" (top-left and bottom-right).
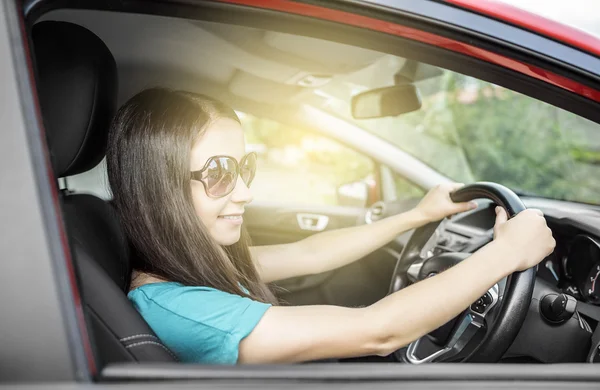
[
  {"x1": 378, "y1": 195, "x2": 600, "y2": 363},
  {"x1": 430, "y1": 198, "x2": 600, "y2": 306},
  {"x1": 540, "y1": 234, "x2": 600, "y2": 305}
]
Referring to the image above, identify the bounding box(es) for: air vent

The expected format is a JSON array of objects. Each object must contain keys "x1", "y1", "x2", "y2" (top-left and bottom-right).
[{"x1": 365, "y1": 201, "x2": 386, "y2": 224}]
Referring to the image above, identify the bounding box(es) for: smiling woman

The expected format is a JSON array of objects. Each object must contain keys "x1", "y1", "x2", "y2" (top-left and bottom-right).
[
  {"x1": 101, "y1": 86, "x2": 555, "y2": 365},
  {"x1": 189, "y1": 121, "x2": 257, "y2": 245},
  {"x1": 107, "y1": 88, "x2": 276, "y2": 303}
]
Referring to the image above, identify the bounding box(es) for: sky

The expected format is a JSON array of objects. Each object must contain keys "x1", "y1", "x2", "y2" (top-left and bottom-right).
[{"x1": 498, "y1": 0, "x2": 600, "y2": 37}]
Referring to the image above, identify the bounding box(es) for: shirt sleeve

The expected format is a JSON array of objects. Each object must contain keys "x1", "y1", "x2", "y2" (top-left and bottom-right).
[
  {"x1": 220, "y1": 295, "x2": 272, "y2": 363},
  {"x1": 141, "y1": 285, "x2": 271, "y2": 365}
]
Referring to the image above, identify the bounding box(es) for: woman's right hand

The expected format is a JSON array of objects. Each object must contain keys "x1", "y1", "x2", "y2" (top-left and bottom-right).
[{"x1": 493, "y1": 207, "x2": 556, "y2": 272}]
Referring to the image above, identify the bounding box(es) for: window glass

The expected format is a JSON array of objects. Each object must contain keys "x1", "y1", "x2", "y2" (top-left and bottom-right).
[
  {"x1": 394, "y1": 174, "x2": 425, "y2": 201},
  {"x1": 240, "y1": 113, "x2": 375, "y2": 207},
  {"x1": 306, "y1": 58, "x2": 600, "y2": 205}
]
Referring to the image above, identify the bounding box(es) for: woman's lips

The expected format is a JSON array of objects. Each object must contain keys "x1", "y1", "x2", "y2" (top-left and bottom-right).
[{"x1": 218, "y1": 214, "x2": 243, "y2": 225}]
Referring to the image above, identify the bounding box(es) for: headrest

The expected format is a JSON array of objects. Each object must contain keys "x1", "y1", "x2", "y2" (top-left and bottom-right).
[{"x1": 32, "y1": 21, "x2": 117, "y2": 178}]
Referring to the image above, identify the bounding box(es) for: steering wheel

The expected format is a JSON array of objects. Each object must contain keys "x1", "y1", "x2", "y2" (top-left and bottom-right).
[{"x1": 390, "y1": 182, "x2": 536, "y2": 363}]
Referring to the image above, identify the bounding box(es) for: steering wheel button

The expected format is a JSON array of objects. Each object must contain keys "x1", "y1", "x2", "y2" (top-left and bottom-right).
[
  {"x1": 482, "y1": 293, "x2": 493, "y2": 304},
  {"x1": 471, "y1": 304, "x2": 484, "y2": 314}
]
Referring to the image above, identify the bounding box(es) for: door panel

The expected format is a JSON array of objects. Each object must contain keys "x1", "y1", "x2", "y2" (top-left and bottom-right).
[
  {"x1": 246, "y1": 201, "x2": 363, "y2": 245},
  {"x1": 246, "y1": 201, "x2": 404, "y2": 307},
  {"x1": 275, "y1": 249, "x2": 398, "y2": 307},
  {"x1": 246, "y1": 201, "x2": 367, "y2": 298}
]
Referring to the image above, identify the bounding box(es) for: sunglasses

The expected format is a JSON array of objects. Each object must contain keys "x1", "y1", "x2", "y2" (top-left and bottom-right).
[{"x1": 191, "y1": 152, "x2": 257, "y2": 198}]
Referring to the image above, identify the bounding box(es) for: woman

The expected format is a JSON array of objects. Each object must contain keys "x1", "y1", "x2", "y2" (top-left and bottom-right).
[{"x1": 107, "y1": 88, "x2": 555, "y2": 364}]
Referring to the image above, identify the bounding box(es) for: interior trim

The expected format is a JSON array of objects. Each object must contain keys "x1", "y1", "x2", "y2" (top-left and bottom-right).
[
  {"x1": 212, "y1": 0, "x2": 600, "y2": 103},
  {"x1": 17, "y1": 2, "x2": 98, "y2": 380},
  {"x1": 101, "y1": 361, "x2": 600, "y2": 381},
  {"x1": 26, "y1": 1, "x2": 600, "y2": 125}
]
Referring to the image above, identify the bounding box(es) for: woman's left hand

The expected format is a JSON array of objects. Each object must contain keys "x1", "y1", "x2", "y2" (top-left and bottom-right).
[{"x1": 414, "y1": 183, "x2": 478, "y2": 223}]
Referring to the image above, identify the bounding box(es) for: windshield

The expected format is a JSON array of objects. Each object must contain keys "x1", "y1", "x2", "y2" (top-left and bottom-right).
[{"x1": 305, "y1": 55, "x2": 600, "y2": 204}]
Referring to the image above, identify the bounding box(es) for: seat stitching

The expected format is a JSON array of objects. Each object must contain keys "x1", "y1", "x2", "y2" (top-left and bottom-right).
[
  {"x1": 120, "y1": 334, "x2": 159, "y2": 342},
  {"x1": 126, "y1": 340, "x2": 179, "y2": 361}
]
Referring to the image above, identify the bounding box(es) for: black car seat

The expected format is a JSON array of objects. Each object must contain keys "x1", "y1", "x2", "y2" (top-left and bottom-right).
[{"x1": 32, "y1": 21, "x2": 177, "y2": 367}]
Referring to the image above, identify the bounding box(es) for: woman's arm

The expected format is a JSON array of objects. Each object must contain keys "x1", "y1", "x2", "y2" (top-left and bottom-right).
[
  {"x1": 239, "y1": 208, "x2": 555, "y2": 363},
  {"x1": 252, "y1": 183, "x2": 477, "y2": 283}
]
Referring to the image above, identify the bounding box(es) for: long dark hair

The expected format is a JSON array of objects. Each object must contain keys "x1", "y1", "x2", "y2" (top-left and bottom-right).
[{"x1": 106, "y1": 87, "x2": 276, "y2": 304}]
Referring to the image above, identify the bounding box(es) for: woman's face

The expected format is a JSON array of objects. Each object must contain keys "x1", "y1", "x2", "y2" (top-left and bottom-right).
[{"x1": 190, "y1": 118, "x2": 253, "y2": 246}]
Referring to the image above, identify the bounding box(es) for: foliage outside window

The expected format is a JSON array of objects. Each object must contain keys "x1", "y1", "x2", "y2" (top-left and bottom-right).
[
  {"x1": 393, "y1": 173, "x2": 425, "y2": 201},
  {"x1": 311, "y1": 59, "x2": 600, "y2": 205}
]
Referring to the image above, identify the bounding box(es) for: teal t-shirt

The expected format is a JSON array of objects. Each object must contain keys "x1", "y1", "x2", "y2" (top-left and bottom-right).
[{"x1": 127, "y1": 282, "x2": 271, "y2": 364}]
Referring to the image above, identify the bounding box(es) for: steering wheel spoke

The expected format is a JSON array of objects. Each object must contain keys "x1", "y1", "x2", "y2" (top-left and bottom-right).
[{"x1": 404, "y1": 283, "x2": 499, "y2": 364}]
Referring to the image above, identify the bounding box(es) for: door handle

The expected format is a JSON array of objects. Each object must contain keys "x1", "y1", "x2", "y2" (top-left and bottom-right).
[{"x1": 296, "y1": 213, "x2": 329, "y2": 232}]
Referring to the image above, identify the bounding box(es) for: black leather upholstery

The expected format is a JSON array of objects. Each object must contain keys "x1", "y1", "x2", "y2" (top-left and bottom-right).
[
  {"x1": 62, "y1": 194, "x2": 130, "y2": 291},
  {"x1": 33, "y1": 21, "x2": 117, "y2": 178},
  {"x1": 65, "y1": 199, "x2": 177, "y2": 365},
  {"x1": 32, "y1": 21, "x2": 177, "y2": 365}
]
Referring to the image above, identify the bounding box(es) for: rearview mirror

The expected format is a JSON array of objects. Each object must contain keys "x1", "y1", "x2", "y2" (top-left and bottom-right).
[{"x1": 351, "y1": 84, "x2": 422, "y2": 119}]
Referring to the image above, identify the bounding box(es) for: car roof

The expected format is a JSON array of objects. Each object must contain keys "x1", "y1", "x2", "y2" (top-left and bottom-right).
[{"x1": 433, "y1": 0, "x2": 600, "y2": 57}]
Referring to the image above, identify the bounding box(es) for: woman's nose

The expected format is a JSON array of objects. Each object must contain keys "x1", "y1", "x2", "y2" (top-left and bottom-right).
[{"x1": 230, "y1": 175, "x2": 253, "y2": 204}]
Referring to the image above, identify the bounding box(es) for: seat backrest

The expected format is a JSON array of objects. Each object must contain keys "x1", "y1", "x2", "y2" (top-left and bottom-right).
[{"x1": 32, "y1": 21, "x2": 177, "y2": 366}]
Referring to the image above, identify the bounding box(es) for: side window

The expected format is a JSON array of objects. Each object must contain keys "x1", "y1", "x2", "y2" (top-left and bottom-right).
[
  {"x1": 339, "y1": 69, "x2": 600, "y2": 205},
  {"x1": 240, "y1": 113, "x2": 375, "y2": 207},
  {"x1": 379, "y1": 165, "x2": 424, "y2": 203},
  {"x1": 393, "y1": 174, "x2": 424, "y2": 201}
]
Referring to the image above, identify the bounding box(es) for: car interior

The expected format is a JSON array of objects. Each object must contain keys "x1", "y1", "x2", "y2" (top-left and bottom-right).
[{"x1": 25, "y1": 1, "x2": 600, "y2": 377}]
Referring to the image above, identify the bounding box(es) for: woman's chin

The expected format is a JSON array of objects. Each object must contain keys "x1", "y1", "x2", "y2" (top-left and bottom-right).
[{"x1": 213, "y1": 228, "x2": 242, "y2": 246}]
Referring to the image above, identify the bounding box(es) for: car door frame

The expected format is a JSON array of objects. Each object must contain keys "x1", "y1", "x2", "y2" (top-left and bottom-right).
[
  {"x1": 5, "y1": 0, "x2": 600, "y2": 386},
  {"x1": 0, "y1": 0, "x2": 93, "y2": 382}
]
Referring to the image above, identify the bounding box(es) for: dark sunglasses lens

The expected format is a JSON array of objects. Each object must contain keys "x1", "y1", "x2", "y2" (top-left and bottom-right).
[
  {"x1": 241, "y1": 153, "x2": 257, "y2": 187},
  {"x1": 205, "y1": 157, "x2": 237, "y2": 197}
]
